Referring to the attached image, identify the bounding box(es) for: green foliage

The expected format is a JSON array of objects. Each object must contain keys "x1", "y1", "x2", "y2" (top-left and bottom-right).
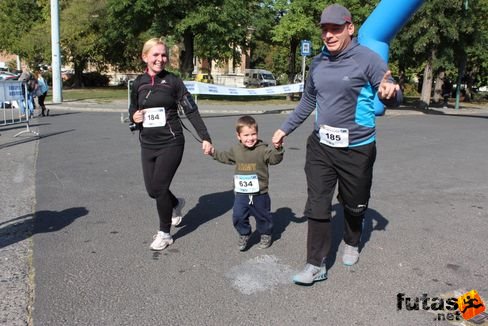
[
  {"x1": 391, "y1": 0, "x2": 461, "y2": 72},
  {"x1": 184, "y1": 0, "x2": 254, "y2": 65},
  {"x1": 103, "y1": 0, "x2": 167, "y2": 70},
  {"x1": 402, "y1": 82, "x2": 420, "y2": 97},
  {"x1": 63, "y1": 72, "x2": 110, "y2": 87},
  {"x1": 0, "y1": 0, "x2": 487, "y2": 94},
  {"x1": 0, "y1": 0, "x2": 44, "y2": 63},
  {"x1": 271, "y1": 0, "x2": 323, "y2": 44},
  {"x1": 390, "y1": 0, "x2": 488, "y2": 94},
  {"x1": 463, "y1": 0, "x2": 488, "y2": 86}
]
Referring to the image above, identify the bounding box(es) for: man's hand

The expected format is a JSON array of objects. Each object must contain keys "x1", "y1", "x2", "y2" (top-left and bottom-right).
[
  {"x1": 378, "y1": 70, "x2": 400, "y2": 100},
  {"x1": 272, "y1": 129, "x2": 286, "y2": 149}
]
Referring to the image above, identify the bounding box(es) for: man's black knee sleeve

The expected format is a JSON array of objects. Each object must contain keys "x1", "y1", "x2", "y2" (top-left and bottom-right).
[{"x1": 343, "y1": 203, "x2": 367, "y2": 217}]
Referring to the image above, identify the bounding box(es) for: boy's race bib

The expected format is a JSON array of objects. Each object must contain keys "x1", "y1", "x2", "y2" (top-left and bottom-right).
[
  {"x1": 143, "y1": 107, "x2": 166, "y2": 128},
  {"x1": 319, "y1": 124, "x2": 349, "y2": 147},
  {"x1": 234, "y1": 174, "x2": 259, "y2": 193}
]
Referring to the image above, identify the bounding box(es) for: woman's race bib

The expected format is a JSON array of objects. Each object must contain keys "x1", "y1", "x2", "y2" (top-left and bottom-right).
[
  {"x1": 143, "y1": 107, "x2": 166, "y2": 128},
  {"x1": 234, "y1": 174, "x2": 259, "y2": 193},
  {"x1": 319, "y1": 124, "x2": 349, "y2": 147}
]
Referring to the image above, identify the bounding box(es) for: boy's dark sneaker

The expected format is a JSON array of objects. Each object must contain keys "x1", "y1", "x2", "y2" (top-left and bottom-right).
[
  {"x1": 238, "y1": 235, "x2": 250, "y2": 251},
  {"x1": 258, "y1": 234, "x2": 272, "y2": 249}
]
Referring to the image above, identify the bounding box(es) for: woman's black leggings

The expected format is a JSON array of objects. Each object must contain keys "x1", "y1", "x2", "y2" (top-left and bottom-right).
[
  {"x1": 141, "y1": 145, "x2": 184, "y2": 233},
  {"x1": 38, "y1": 91, "x2": 47, "y2": 110}
]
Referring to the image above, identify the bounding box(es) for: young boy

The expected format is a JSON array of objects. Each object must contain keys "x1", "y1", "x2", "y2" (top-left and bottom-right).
[{"x1": 210, "y1": 115, "x2": 284, "y2": 251}]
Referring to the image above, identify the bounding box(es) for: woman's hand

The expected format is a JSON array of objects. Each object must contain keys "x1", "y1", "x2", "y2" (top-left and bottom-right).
[
  {"x1": 202, "y1": 140, "x2": 214, "y2": 155},
  {"x1": 132, "y1": 109, "x2": 144, "y2": 123}
]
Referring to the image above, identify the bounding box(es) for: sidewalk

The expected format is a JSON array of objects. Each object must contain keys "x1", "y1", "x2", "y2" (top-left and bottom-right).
[{"x1": 0, "y1": 122, "x2": 37, "y2": 326}]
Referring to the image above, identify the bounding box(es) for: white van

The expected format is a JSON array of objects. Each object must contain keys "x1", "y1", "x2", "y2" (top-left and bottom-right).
[{"x1": 244, "y1": 69, "x2": 277, "y2": 88}]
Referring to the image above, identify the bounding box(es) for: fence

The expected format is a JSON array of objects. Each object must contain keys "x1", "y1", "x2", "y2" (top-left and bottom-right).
[{"x1": 0, "y1": 80, "x2": 39, "y2": 137}]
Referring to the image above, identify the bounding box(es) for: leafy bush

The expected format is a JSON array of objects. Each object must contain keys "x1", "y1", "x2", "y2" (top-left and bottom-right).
[
  {"x1": 472, "y1": 91, "x2": 488, "y2": 101},
  {"x1": 82, "y1": 72, "x2": 110, "y2": 87},
  {"x1": 402, "y1": 82, "x2": 420, "y2": 97},
  {"x1": 63, "y1": 72, "x2": 110, "y2": 87}
]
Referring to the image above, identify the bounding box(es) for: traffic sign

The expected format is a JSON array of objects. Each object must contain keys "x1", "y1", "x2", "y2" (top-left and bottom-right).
[{"x1": 300, "y1": 40, "x2": 312, "y2": 56}]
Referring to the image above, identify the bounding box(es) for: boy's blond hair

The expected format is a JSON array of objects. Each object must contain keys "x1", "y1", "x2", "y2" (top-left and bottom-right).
[{"x1": 236, "y1": 115, "x2": 258, "y2": 133}]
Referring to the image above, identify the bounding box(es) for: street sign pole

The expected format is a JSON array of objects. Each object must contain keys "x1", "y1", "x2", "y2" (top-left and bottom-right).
[{"x1": 300, "y1": 40, "x2": 311, "y2": 84}]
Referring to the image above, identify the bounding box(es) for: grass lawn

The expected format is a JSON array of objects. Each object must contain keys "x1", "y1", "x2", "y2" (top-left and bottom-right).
[{"x1": 47, "y1": 87, "x2": 128, "y2": 103}]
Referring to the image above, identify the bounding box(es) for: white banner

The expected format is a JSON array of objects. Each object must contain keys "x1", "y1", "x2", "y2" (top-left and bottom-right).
[
  {"x1": 0, "y1": 80, "x2": 24, "y2": 102},
  {"x1": 183, "y1": 81, "x2": 303, "y2": 96}
]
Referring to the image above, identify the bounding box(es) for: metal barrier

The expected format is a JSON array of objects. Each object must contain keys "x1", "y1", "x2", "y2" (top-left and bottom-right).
[{"x1": 0, "y1": 80, "x2": 39, "y2": 137}]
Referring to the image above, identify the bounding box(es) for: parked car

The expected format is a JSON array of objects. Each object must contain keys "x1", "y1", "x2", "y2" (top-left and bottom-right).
[
  {"x1": 194, "y1": 73, "x2": 214, "y2": 84},
  {"x1": 244, "y1": 69, "x2": 277, "y2": 87},
  {"x1": 0, "y1": 71, "x2": 18, "y2": 81}
]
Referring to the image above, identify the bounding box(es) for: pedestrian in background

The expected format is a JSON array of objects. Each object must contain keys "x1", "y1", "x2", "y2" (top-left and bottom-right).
[
  {"x1": 442, "y1": 77, "x2": 452, "y2": 109},
  {"x1": 35, "y1": 71, "x2": 49, "y2": 116},
  {"x1": 272, "y1": 3, "x2": 402, "y2": 286},
  {"x1": 18, "y1": 66, "x2": 36, "y2": 118}
]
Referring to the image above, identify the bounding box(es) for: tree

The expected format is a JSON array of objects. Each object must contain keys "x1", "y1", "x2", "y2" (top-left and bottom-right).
[
  {"x1": 177, "y1": 0, "x2": 256, "y2": 76},
  {"x1": 103, "y1": 0, "x2": 178, "y2": 72},
  {"x1": 271, "y1": 0, "x2": 323, "y2": 86},
  {"x1": 0, "y1": 0, "x2": 46, "y2": 68},
  {"x1": 390, "y1": 0, "x2": 487, "y2": 105},
  {"x1": 269, "y1": 0, "x2": 377, "y2": 98},
  {"x1": 60, "y1": 0, "x2": 108, "y2": 87},
  {"x1": 103, "y1": 0, "x2": 260, "y2": 78},
  {"x1": 456, "y1": 0, "x2": 488, "y2": 101}
]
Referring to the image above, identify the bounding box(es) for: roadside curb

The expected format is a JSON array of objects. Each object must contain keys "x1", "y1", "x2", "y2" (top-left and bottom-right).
[{"x1": 44, "y1": 100, "x2": 488, "y2": 117}]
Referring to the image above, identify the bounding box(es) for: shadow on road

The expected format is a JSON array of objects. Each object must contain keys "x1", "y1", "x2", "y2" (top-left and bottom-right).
[
  {"x1": 173, "y1": 190, "x2": 234, "y2": 240},
  {"x1": 0, "y1": 129, "x2": 75, "y2": 149},
  {"x1": 272, "y1": 207, "x2": 306, "y2": 242},
  {"x1": 0, "y1": 207, "x2": 89, "y2": 249},
  {"x1": 327, "y1": 204, "x2": 389, "y2": 269}
]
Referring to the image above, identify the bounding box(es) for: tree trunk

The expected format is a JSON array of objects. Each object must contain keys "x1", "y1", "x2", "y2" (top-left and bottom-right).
[
  {"x1": 180, "y1": 30, "x2": 194, "y2": 79},
  {"x1": 72, "y1": 57, "x2": 87, "y2": 88},
  {"x1": 433, "y1": 70, "x2": 445, "y2": 103},
  {"x1": 287, "y1": 39, "x2": 299, "y2": 101},
  {"x1": 207, "y1": 58, "x2": 213, "y2": 76},
  {"x1": 464, "y1": 70, "x2": 473, "y2": 102},
  {"x1": 420, "y1": 52, "x2": 434, "y2": 109}
]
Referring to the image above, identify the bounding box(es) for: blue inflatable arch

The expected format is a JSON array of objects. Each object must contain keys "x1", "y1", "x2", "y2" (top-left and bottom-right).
[{"x1": 358, "y1": 0, "x2": 425, "y2": 115}]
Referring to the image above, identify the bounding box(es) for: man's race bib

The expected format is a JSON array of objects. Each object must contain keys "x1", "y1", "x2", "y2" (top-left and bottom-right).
[
  {"x1": 319, "y1": 124, "x2": 349, "y2": 147},
  {"x1": 234, "y1": 174, "x2": 259, "y2": 193},
  {"x1": 143, "y1": 107, "x2": 166, "y2": 128}
]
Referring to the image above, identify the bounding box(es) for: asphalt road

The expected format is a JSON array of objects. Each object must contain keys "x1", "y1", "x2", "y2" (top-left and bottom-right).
[{"x1": 2, "y1": 104, "x2": 488, "y2": 325}]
